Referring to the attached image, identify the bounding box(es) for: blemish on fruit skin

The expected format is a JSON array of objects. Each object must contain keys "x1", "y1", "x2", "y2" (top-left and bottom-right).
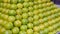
[{"x1": 0, "y1": 0, "x2": 60, "y2": 34}]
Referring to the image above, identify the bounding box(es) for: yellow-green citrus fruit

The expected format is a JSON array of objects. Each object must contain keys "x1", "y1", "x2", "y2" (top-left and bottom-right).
[{"x1": 0, "y1": 0, "x2": 60, "y2": 34}]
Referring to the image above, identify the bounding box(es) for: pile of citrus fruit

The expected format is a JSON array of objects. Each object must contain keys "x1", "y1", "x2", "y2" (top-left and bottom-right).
[{"x1": 0, "y1": 0, "x2": 60, "y2": 34}]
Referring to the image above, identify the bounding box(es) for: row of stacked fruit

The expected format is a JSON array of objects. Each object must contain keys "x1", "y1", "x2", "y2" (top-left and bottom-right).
[{"x1": 0, "y1": 0, "x2": 60, "y2": 34}]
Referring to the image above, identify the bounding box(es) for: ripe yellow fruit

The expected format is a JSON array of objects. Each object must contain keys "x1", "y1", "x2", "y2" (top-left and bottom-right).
[
  {"x1": 44, "y1": 22, "x2": 49, "y2": 27},
  {"x1": 28, "y1": 17, "x2": 33, "y2": 22},
  {"x1": 3, "y1": 15, "x2": 8, "y2": 20},
  {"x1": 17, "y1": 3, "x2": 23, "y2": 9},
  {"x1": 0, "y1": 27, "x2": 6, "y2": 34},
  {"x1": 3, "y1": 0, "x2": 8, "y2": 3},
  {"x1": 48, "y1": 26, "x2": 54, "y2": 32},
  {"x1": 27, "y1": 29, "x2": 33, "y2": 34},
  {"x1": 39, "y1": 24, "x2": 45, "y2": 30},
  {"x1": 14, "y1": 20, "x2": 22, "y2": 27},
  {"x1": 34, "y1": 32, "x2": 39, "y2": 34},
  {"x1": 48, "y1": 32, "x2": 53, "y2": 34},
  {"x1": 0, "y1": 19, "x2": 3, "y2": 25},
  {"x1": 33, "y1": 10, "x2": 39, "y2": 15},
  {"x1": 8, "y1": 16, "x2": 15, "y2": 22},
  {"x1": 33, "y1": 26, "x2": 40, "y2": 32}
]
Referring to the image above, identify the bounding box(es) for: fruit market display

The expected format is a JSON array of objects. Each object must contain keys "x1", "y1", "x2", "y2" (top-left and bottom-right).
[{"x1": 0, "y1": 0, "x2": 60, "y2": 34}]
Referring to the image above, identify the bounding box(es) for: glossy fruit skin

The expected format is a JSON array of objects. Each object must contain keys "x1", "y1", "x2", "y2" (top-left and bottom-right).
[
  {"x1": 12, "y1": 27, "x2": 19, "y2": 34},
  {"x1": 20, "y1": 25, "x2": 27, "y2": 31},
  {"x1": 14, "y1": 20, "x2": 22, "y2": 27},
  {"x1": 27, "y1": 23, "x2": 33, "y2": 29}
]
